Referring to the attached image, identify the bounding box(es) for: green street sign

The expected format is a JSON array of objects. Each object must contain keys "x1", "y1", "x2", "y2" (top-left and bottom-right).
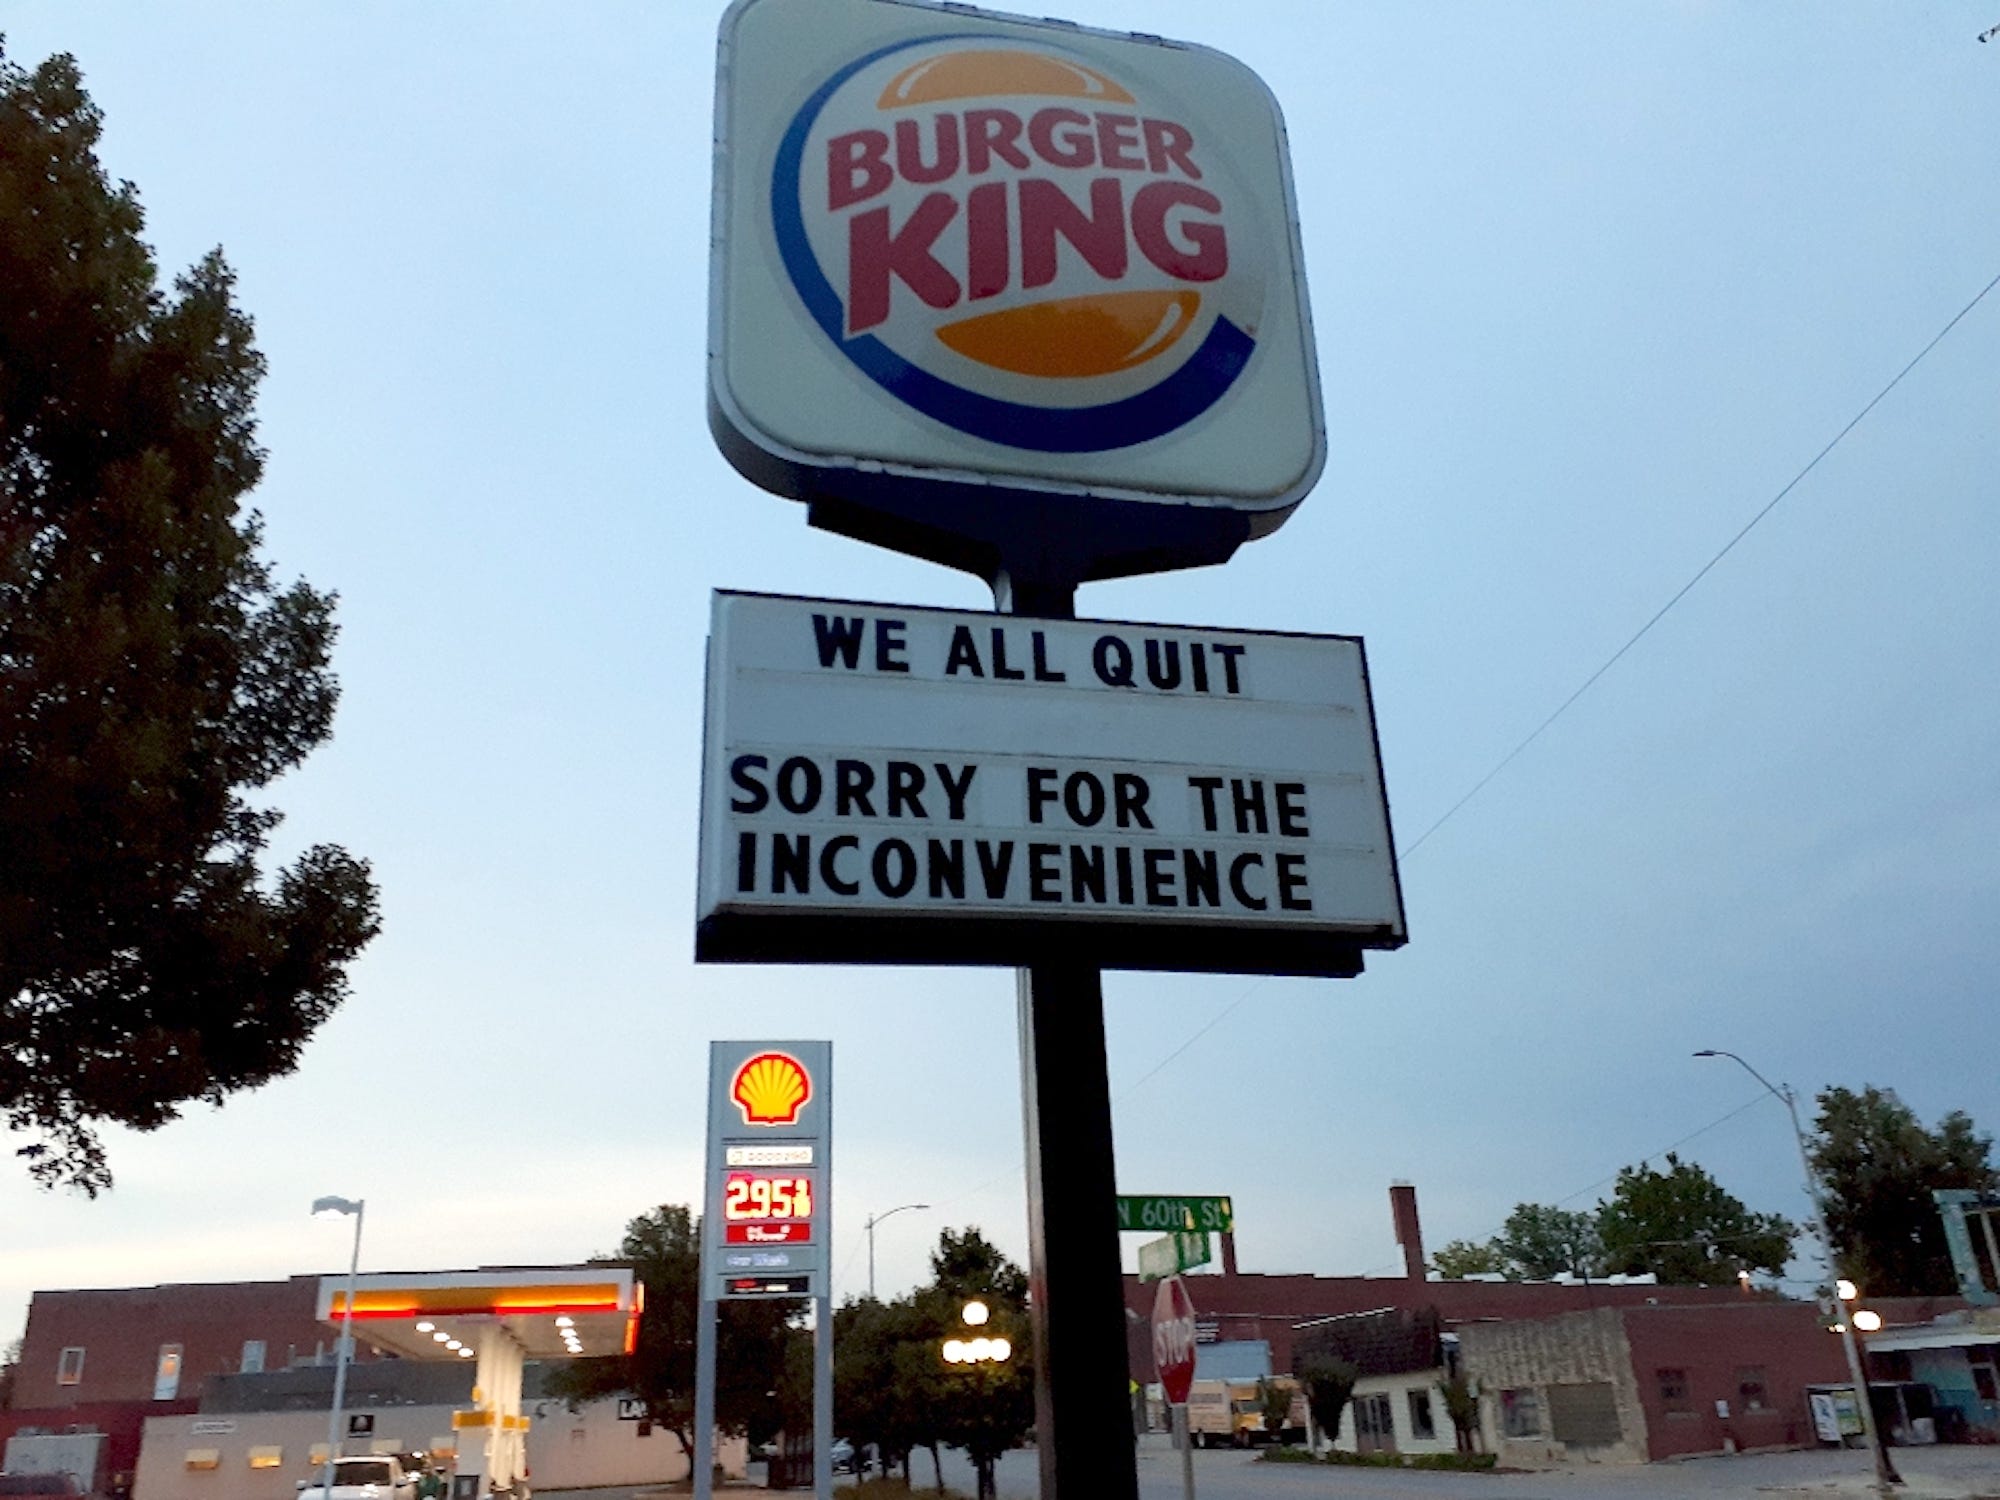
[
  {"x1": 1118, "y1": 1195, "x2": 1235, "y2": 1235},
  {"x1": 1137, "y1": 1231, "x2": 1212, "y2": 1282}
]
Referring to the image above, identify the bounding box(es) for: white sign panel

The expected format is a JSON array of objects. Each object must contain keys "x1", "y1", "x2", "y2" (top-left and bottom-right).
[
  {"x1": 709, "y1": 0, "x2": 1324, "y2": 553},
  {"x1": 696, "y1": 592, "x2": 1404, "y2": 976}
]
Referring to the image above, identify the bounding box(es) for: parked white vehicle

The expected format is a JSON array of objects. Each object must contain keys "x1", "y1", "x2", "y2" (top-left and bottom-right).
[{"x1": 296, "y1": 1457, "x2": 417, "y2": 1500}]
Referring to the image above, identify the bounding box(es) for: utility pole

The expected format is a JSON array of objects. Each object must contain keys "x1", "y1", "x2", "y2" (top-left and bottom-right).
[{"x1": 1694, "y1": 1051, "x2": 1900, "y2": 1494}]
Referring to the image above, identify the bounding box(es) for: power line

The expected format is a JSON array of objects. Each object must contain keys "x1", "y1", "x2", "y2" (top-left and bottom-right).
[{"x1": 1398, "y1": 266, "x2": 2000, "y2": 861}]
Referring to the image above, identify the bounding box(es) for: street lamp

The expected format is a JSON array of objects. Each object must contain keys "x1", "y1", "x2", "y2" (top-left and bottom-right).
[
  {"x1": 1693, "y1": 1051, "x2": 1900, "y2": 1492},
  {"x1": 312, "y1": 1196, "x2": 365, "y2": 1500},
  {"x1": 864, "y1": 1203, "x2": 930, "y2": 1300}
]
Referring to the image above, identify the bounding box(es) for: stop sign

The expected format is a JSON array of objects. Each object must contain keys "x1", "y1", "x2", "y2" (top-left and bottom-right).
[{"x1": 1152, "y1": 1275, "x2": 1198, "y2": 1405}]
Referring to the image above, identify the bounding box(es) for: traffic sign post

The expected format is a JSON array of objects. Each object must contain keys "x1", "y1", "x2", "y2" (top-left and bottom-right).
[{"x1": 1152, "y1": 1277, "x2": 1198, "y2": 1500}]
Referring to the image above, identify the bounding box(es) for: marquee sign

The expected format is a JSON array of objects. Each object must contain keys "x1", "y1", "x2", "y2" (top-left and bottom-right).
[
  {"x1": 695, "y1": 592, "x2": 1405, "y2": 977},
  {"x1": 710, "y1": 0, "x2": 1325, "y2": 583},
  {"x1": 701, "y1": 1039, "x2": 832, "y2": 1299}
]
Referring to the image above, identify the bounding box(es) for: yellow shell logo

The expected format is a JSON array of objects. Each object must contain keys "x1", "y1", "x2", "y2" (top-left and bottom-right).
[{"x1": 731, "y1": 1052, "x2": 811, "y2": 1127}]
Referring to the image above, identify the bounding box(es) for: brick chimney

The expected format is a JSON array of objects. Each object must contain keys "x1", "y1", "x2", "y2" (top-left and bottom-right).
[{"x1": 1390, "y1": 1181, "x2": 1426, "y2": 1281}]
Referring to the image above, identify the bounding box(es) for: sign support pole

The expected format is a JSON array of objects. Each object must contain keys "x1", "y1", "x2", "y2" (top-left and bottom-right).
[
  {"x1": 1174, "y1": 1402, "x2": 1196, "y2": 1500},
  {"x1": 691, "y1": 1295, "x2": 717, "y2": 1500},
  {"x1": 999, "y1": 569, "x2": 1141, "y2": 1500}
]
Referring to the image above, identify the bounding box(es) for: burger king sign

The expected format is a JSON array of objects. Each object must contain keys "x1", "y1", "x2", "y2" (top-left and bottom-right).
[{"x1": 710, "y1": 0, "x2": 1325, "y2": 583}]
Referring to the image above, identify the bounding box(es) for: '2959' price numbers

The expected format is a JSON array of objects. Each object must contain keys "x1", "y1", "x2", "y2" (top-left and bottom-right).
[{"x1": 723, "y1": 1171, "x2": 814, "y2": 1222}]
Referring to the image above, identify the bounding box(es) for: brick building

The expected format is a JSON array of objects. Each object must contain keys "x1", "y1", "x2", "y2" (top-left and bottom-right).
[
  {"x1": 10, "y1": 1274, "x2": 375, "y2": 1411},
  {"x1": 2, "y1": 1274, "x2": 379, "y2": 1498},
  {"x1": 1460, "y1": 1302, "x2": 1854, "y2": 1463},
  {"x1": 1123, "y1": 1183, "x2": 1748, "y2": 1380}
]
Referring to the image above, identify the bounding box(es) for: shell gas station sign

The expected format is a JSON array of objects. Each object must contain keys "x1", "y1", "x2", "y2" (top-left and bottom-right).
[
  {"x1": 710, "y1": 0, "x2": 1324, "y2": 580},
  {"x1": 699, "y1": 1041, "x2": 831, "y2": 1299}
]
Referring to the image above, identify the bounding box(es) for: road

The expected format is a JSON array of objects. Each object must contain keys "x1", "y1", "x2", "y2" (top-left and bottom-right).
[{"x1": 829, "y1": 1435, "x2": 2000, "y2": 1500}]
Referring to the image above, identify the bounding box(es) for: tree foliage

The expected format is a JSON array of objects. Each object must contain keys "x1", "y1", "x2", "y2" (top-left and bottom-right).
[
  {"x1": 1429, "y1": 1239, "x2": 1508, "y2": 1279},
  {"x1": 1437, "y1": 1371, "x2": 1480, "y2": 1454},
  {"x1": 542, "y1": 1206, "x2": 795, "y2": 1456},
  {"x1": 1431, "y1": 1158, "x2": 1790, "y2": 1287},
  {"x1": 834, "y1": 1226, "x2": 1033, "y2": 1497},
  {"x1": 1812, "y1": 1085, "x2": 1997, "y2": 1296},
  {"x1": 0, "y1": 42, "x2": 377, "y2": 1191},
  {"x1": 1596, "y1": 1153, "x2": 1793, "y2": 1286},
  {"x1": 1496, "y1": 1203, "x2": 1603, "y2": 1281},
  {"x1": 1300, "y1": 1358, "x2": 1357, "y2": 1449},
  {"x1": 1257, "y1": 1377, "x2": 1294, "y2": 1438}
]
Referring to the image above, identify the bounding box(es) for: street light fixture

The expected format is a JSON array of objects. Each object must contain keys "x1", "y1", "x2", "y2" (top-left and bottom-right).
[
  {"x1": 311, "y1": 1197, "x2": 365, "y2": 1500},
  {"x1": 1693, "y1": 1051, "x2": 1900, "y2": 1493},
  {"x1": 864, "y1": 1203, "x2": 930, "y2": 1300}
]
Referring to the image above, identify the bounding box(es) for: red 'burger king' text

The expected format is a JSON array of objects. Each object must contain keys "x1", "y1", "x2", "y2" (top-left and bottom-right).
[{"x1": 825, "y1": 107, "x2": 1227, "y2": 335}]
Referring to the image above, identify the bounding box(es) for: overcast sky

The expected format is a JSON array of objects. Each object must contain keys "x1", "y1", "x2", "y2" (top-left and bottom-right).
[{"x1": 4, "y1": 1, "x2": 1998, "y2": 1349}]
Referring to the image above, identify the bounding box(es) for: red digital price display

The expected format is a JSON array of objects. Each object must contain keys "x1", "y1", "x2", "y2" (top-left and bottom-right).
[{"x1": 722, "y1": 1172, "x2": 816, "y2": 1244}]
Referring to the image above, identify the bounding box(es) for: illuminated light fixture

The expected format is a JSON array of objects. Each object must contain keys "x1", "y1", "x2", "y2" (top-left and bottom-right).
[
  {"x1": 1837, "y1": 1279, "x2": 1859, "y2": 1302},
  {"x1": 961, "y1": 1301, "x2": 990, "y2": 1327},
  {"x1": 941, "y1": 1340, "x2": 966, "y2": 1364},
  {"x1": 555, "y1": 1317, "x2": 574, "y2": 1328},
  {"x1": 1853, "y1": 1310, "x2": 1884, "y2": 1333},
  {"x1": 457, "y1": 1348, "x2": 474, "y2": 1359},
  {"x1": 416, "y1": 1323, "x2": 435, "y2": 1334},
  {"x1": 445, "y1": 1340, "x2": 463, "y2": 1351},
  {"x1": 432, "y1": 1331, "x2": 450, "y2": 1343},
  {"x1": 990, "y1": 1338, "x2": 1012, "y2": 1362}
]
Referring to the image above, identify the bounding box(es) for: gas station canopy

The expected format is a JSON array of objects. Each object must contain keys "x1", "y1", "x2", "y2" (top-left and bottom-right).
[{"x1": 315, "y1": 1267, "x2": 640, "y2": 1361}]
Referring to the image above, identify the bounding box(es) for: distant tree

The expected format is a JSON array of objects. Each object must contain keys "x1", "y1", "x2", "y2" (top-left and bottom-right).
[
  {"x1": 1257, "y1": 1377, "x2": 1294, "y2": 1441},
  {"x1": 0, "y1": 1337, "x2": 19, "y2": 1410},
  {"x1": 926, "y1": 1228, "x2": 1033, "y2": 1500},
  {"x1": 1299, "y1": 1359, "x2": 1357, "y2": 1452},
  {"x1": 0, "y1": 43, "x2": 378, "y2": 1192},
  {"x1": 1437, "y1": 1370, "x2": 1481, "y2": 1454},
  {"x1": 1812, "y1": 1085, "x2": 1997, "y2": 1295},
  {"x1": 1595, "y1": 1154, "x2": 1792, "y2": 1286},
  {"x1": 1430, "y1": 1239, "x2": 1510, "y2": 1279},
  {"x1": 1495, "y1": 1204, "x2": 1603, "y2": 1280},
  {"x1": 929, "y1": 1225, "x2": 1030, "y2": 1303},
  {"x1": 835, "y1": 1292, "x2": 955, "y2": 1484},
  {"x1": 543, "y1": 1206, "x2": 793, "y2": 1457},
  {"x1": 833, "y1": 1228, "x2": 1032, "y2": 1497}
]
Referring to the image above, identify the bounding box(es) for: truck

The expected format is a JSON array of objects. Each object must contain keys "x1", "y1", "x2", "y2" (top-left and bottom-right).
[{"x1": 1183, "y1": 1378, "x2": 1307, "y2": 1448}]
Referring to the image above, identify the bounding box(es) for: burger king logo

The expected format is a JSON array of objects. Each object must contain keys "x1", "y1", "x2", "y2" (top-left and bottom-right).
[{"x1": 773, "y1": 35, "x2": 1265, "y2": 454}]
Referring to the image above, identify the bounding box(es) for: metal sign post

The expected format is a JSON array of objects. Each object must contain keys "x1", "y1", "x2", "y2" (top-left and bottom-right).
[
  {"x1": 1001, "y1": 571, "x2": 1138, "y2": 1500},
  {"x1": 1153, "y1": 1275, "x2": 1198, "y2": 1500},
  {"x1": 694, "y1": 1041, "x2": 832, "y2": 1500}
]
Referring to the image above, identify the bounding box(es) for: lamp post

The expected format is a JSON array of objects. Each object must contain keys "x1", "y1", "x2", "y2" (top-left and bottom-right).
[
  {"x1": 312, "y1": 1196, "x2": 365, "y2": 1500},
  {"x1": 941, "y1": 1301, "x2": 1013, "y2": 1500},
  {"x1": 864, "y1": 1203, "x2": 930, "y2": 1300},
  {"x1": 1693, "y1": 1051, "x2": 1900, "y2": 1492}
]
